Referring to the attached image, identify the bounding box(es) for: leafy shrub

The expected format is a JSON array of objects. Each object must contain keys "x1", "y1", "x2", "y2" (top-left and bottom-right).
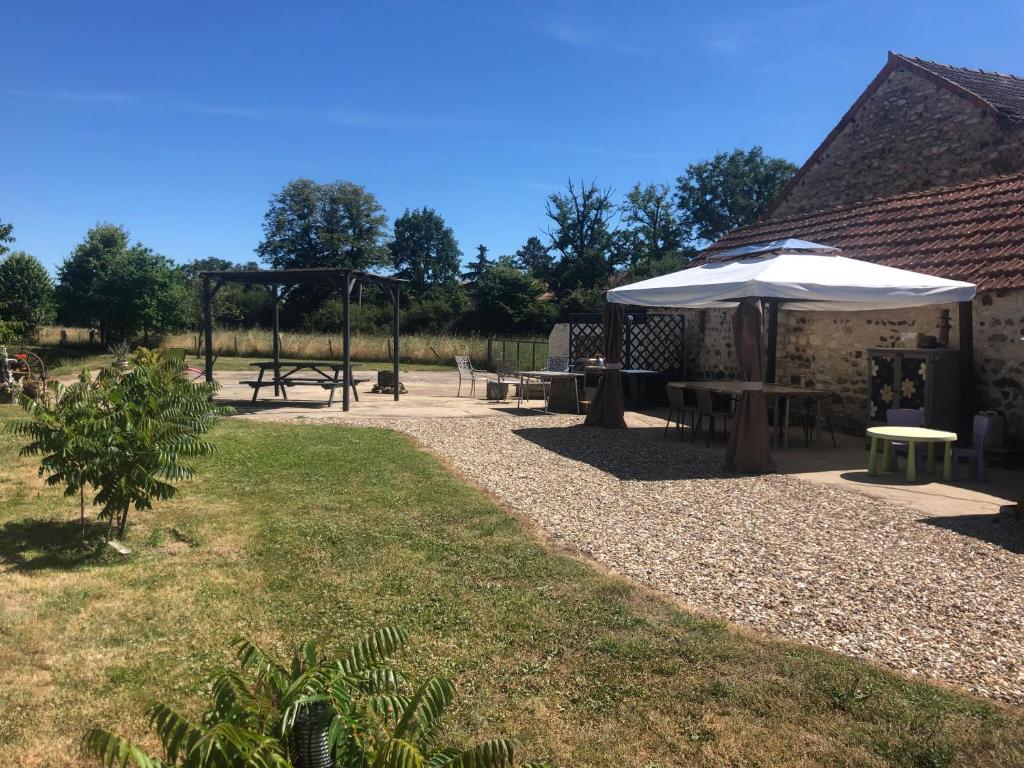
[
  {"x1": 84, "y1": 628, "x2": 555, "y2": 768},
  {"x1": 9, "y1": 348, "x2": 231, "y2": 538}
]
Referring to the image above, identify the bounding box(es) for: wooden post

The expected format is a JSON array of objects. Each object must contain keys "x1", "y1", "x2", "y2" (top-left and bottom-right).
[
  {"x1": 766, "y1": 299, "x2": 780, "y2": 384},
  {"x1": 342, "y1": 273, "x2": 352, "y2": 412},
  {"x1": 271, "y1": 285, "x2": 281, "y2": 396},
  {"x1": 487, "y1": 337, "x2": 493, "y2": 369},
  {"x1": 391, "y1": 284, "x2": 400, "y2": 402},
  {"x1": 959, "y1": 300, "x2": 975, "y2": 439},
  {"x1": 203, "y1": 276, "x2": 214, "y2": 382}
]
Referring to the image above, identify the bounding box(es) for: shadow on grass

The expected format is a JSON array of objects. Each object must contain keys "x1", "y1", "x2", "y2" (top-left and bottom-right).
[
  {"x1": 919, "y1": 507, "x2": 1024, "y2": 555},
  {"x1": 0, "y1": 517, "x2": 113, "y2": 572},
  {"x1": 216, "y1": 396, "x2": 338, "y2": 415}
]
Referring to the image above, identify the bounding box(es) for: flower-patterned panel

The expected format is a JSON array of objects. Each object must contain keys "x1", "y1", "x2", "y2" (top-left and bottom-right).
[
  {"x1": 898, "y1": 354, "x2": 927, "y2": 411},
  {"x1": 869, "y1": 354, "x2": 895, "y2": 420}
]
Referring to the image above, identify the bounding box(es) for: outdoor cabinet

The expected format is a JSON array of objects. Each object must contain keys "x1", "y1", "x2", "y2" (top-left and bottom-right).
[{"x1": 867, "y1": 348, "x2": 960, "y2": 432}]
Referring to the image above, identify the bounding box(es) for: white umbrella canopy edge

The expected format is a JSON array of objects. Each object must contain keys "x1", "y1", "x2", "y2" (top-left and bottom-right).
[{"x1": 606, "y1": 252, "x2": 977, "y2": 310}]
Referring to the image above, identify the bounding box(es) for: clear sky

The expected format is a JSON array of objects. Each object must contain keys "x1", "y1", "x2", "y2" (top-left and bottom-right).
[{"x1": 2, "y1": 1, "x2": 1022, "y2": 272}]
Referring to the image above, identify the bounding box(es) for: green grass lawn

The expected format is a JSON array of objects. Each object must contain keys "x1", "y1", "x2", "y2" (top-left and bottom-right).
[{"x1": 0, "y1": 408, "x2": 1021, "y2": 766}]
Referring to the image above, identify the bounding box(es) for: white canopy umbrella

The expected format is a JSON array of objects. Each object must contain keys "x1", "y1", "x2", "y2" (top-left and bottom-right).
[
  {"x1": 607, "y1": 238, "x2": 976, "y2": 311},
  {"x1": 596, "y1": 239, "x2": 977, "y2": 473}
]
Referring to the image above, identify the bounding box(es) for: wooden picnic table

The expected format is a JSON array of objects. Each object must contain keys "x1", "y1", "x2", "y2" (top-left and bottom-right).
[
  {"x1": 668, "y1": 380, "x2": 833, "y2": 449},
  {"x1": 241, "y1": 360, "x2": 368, "y2": 406},
  {"x1": 866, "y1": 425, "x2": 957, "y2": 482}
]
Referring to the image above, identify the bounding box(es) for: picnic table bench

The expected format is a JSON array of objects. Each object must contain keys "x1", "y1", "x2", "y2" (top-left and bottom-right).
[{"x1": 241, "y1": 361, "x2": 369, "y2": 406}]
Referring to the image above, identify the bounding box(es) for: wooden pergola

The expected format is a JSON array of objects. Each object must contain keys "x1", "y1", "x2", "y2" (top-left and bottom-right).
[{"x1": 199, "y1": 268, "x2": 406, "y2": 411}]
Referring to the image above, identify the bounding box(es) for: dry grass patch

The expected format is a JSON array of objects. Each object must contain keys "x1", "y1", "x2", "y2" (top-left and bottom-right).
[{"x1": 0, "y1": 410, "x2": 1022, "y2": 766}]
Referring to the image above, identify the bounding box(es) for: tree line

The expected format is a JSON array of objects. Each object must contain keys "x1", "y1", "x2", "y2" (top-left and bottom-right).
[{"x1": 0, "y1": 146, "x2": 795, "y2": 344}]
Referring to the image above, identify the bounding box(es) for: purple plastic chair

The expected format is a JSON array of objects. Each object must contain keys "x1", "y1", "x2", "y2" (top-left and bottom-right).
[
  {"x1": 886, "y1": 408, "x2": 925, "y2": 471},
  {"x1": 952, "y1": 414, "x2": 991, "y2": 481}
]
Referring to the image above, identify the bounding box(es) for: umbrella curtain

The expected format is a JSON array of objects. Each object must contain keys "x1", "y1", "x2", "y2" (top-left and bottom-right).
[
  {"x1": 584, "y1": 302, "x2": 627, "y2": 428},
  {"x1": 725, "y1": 298, "x2": 773, "y2": 473}
]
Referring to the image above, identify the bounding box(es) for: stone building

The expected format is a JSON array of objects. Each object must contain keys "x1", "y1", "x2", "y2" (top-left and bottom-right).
[{"x1": 691, "y1": 52, "x2": 1024, "y2": 447}]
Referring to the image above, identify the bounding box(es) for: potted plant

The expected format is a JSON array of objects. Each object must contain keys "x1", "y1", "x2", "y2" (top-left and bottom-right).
[{"x1": 108, "y1": 341, "x2": 132, "y2": 369}]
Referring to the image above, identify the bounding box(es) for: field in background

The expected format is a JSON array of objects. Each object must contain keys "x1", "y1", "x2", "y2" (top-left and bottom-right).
[{"x1": 37, "y1": 327, "x2": 549, "y2": 369}]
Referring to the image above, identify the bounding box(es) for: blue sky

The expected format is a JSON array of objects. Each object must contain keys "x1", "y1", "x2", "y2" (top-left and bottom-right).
[{"x1": 2, "y1": 1, "x2": 1022, "y2": 272}]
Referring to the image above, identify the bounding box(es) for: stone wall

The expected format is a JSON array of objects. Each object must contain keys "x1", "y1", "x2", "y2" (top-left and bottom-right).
[
  {"x1": 774, "y1": 67, "x2": 1024, "y2": 217},
  {"x1": 681, "y1": 290, "x2": 1024, "y2": 449}
]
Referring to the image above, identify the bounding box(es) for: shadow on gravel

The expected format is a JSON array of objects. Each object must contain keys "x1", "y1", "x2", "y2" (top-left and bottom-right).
[
  {"x1": 0, "y1": 517, "x2": 112, "y2": 572},
  {"x1": 919, "y1": 508, "x2": 1024, "y2": 555},
  {"x1": 512, "y1": 423, "x2": 731, "y2": 481}
]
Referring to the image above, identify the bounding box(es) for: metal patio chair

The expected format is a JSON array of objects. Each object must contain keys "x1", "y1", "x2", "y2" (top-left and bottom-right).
[{"x1": 454, "y1": 355, "x2": 494, "y2": 397}]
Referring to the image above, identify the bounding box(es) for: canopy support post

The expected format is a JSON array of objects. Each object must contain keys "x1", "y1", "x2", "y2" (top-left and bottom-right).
[
  {"x1": 271, "y1": 285, "x2": 282, "y2": 396},
  {"x1": 202, "y1": 277, "x2": 223, "y2": 383},
  {"x1": 765, "y1": 299, "x2": 780, "y2": 384},
  {"x1": 958, "y1": 300, "x2": 975, "y2": 438},
  {"x1": 203, "y1": 277, "x2": 214, "y2": 383},
  {"x1": 342, "y1": 272, "x2": 352, "y2": 412},
  {"x1": 390, "y1": 284, "x2": 401, "y2": 402}
]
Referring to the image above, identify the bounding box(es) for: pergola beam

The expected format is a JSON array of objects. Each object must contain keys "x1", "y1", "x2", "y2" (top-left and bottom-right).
[{"x1": 199, "y1": 267, "x2": 406, "y2": 409}]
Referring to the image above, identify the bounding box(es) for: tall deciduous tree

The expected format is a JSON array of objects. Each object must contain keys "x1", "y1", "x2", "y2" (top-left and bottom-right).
[
  {"x1": 57, "y1": 224, "x2": 188, "y2": 342},
  {"x1": 180, "y1": 258, "x2": 272, "y2": 327},
  {"x1": 256, "y1": 178, "x2": 389, "y2": 270},
  {"x1": 389, "y1": 208, "x2": 462, "y2": 296},
  {"x1": 617, "y1": 183, "x2": 683, "y2": 268},
  {"x1": 0, "y1": 251, "x2": 56, "y2": 334},
  {"x1": 0, "y1": 219, "x2": 14, "y2": 258},
  {"x1": 544, "y1": 179, "x2": 618, "y2": 294},
  {"x1": 675, "y1": 146, "x2": 797, "y2": 244},
  {"x1": 475, "y1": 262, "x2": 555, "y2": 333},
  {"x1": 514, "y1": 236, "x2": 554, "y2": 282}
]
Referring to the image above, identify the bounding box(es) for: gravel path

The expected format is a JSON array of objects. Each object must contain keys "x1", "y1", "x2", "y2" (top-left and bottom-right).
[{"x1": 342, "y1": 414, "x2": 1024, "y2": 703}]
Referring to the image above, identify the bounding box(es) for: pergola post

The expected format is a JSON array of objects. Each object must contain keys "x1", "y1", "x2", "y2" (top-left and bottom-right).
[
  {"x1": 765, "y1": 299, "x2": 780, "y2": 384},
  {"x1": 959, "y1": 300, "x2": 975, "y2": 437},
  {"x1": 342, "y1": 272, "x2": 352, "y2": 412},
  {"x1": 203, "y1": 276, "x2": 214, "y2": 383},
  {"x1": 391, "y1": 284, "x2": 401, "y2": 402},
  {"x1": 271, "y1": 285, "x2": 281, "y2": 397}
]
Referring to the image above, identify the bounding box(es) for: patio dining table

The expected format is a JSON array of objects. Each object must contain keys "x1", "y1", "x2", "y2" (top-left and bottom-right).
[
  {"x1": 515, "y1": 370, "x2": 585, "y2": 414},
  {"x1": 668, "y1": 380, "x2": 833, "y2": 449},
  {"x1": 585, "y1": 366, "x2": 660, "y2": 409},
  {"x1": 243, "y1": 360, "x2": 365, "y2": 406}
]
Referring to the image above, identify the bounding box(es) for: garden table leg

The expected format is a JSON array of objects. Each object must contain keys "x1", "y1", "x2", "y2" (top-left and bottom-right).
[
  {"x1": 927, "y1": 442, "x2": 936, "y2": 475},
  {"x1": 880, "y1": 438, "x2": 890, "y2": 475},
  {"x1": 252, "y1": 367, "x2": 265, "y2": 403},
  {"x1": 868, "y1": 436, "x2": 879, "y2": 475},
  {"x1": 942, "y1": 441, "x2": 953, "y2": 482},
  {"x1": 906, "y1": 440, "x2": 917, "y2": 482}
]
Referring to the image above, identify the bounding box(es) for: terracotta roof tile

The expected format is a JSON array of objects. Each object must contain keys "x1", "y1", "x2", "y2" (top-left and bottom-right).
[
  {"x1": 900, "y1": 55, "x2": 1024, "y2": 124},
  {"x1": 705, "y1": 172, "x2": 1024, "y2": 291}
]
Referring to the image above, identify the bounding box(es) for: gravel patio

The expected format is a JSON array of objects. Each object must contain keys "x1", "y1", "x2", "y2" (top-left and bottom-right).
[{"x1": 343, "y1": 413, "x2": 1024, "y2": 704}]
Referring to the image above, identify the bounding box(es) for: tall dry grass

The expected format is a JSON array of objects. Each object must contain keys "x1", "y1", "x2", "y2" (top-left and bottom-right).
[
  {"x1": 162, "y1": 327, "x2": 494, "y2": 365},
  {"x1": 36, "y1": 326, "x2": 548, "y2": 367}
]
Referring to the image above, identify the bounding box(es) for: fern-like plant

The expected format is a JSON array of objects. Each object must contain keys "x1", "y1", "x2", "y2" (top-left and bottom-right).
[
  {"x1": 83, "y1": 628, "x2": 554, "y2": 768},
  {"x1": 9, "y1": 348, "x2": 231, "y2": 538}
]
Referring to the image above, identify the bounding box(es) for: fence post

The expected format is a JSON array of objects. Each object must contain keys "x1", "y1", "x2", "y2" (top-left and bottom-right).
[
  {"x1": 487, "y1": 337, "x2": 493, "y2": 369},
  {"x1": 531, "y1": 341, "x2": 536, "y2": 370}
]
